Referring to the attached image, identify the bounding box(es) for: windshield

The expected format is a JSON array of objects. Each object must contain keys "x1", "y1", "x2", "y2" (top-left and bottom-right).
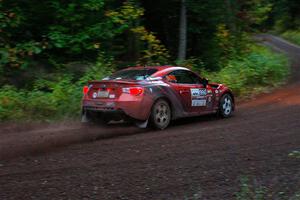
[{"x1": 104, "y1": 69, "x2": 158, "y2": 81}]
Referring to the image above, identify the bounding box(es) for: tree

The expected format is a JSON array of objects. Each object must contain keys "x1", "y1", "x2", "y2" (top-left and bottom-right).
[
  {"x1": 178, "y1": 0, "x2": 187, "y2": 61},
  {"x1": 0, "y1": 0, "x2": 144, "y2": 86}
]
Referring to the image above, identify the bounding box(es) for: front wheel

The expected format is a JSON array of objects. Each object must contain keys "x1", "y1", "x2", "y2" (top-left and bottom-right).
[
  {"x1": 219, "y1": 94, "x2": 234, "y2": 118},
  {"x1": 150, "y1": 99, "x2": 171, "y2": 130}
]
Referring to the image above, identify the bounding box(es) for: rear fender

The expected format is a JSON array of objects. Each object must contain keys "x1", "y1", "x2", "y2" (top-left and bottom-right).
[{"x1": 149, "y1": 86, "x2": 187, "y2": 120}]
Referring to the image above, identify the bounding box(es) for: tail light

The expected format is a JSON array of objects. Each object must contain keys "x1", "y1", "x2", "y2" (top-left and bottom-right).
[
  {"x1": 83, "y1": 85, "x2": 89, "y2": 95},
  {"x1": 122, "y1": 87, "x2": 144, "y2": 96}
]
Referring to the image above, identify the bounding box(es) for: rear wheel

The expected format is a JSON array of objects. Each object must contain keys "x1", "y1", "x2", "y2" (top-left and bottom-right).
[
  {"x1": 150, "y1": 99, "x2": 171, "y2": 130},
  {"x1": 219, "y1": 94, "x2": 234, "y2": 118}
]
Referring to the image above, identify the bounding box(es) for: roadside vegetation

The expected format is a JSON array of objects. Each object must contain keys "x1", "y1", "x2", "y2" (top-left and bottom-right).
[
  {"x1": 282, "y1": 30, "x2": 300, "y2": 46},
  {"x1": 234, "y1": 152, "x2": 300, "y2": 200},
  {"x1": 0, "y1": 44, "x2": 288, "y2": 121},
  {"x1": 235, "y1": 177, "x2": 300, "y2": 200},
  {"x1": 202, "y1": 44, "x2": 288, "y2": 97},
  {"x1": 0, "y1": 0, "x2": 297, "y2": 122},
  {"x1": 272, "y1": 0, "x2": 300, "y2": 46}
]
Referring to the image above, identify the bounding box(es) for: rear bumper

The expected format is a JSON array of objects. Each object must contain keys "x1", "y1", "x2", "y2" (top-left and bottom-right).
[
  {"x1": 81, "y1": 96, "x2": 153, "y2": 121},
  {"x1": 82, "y1": 106, "x2": 128, "y2": 121}
]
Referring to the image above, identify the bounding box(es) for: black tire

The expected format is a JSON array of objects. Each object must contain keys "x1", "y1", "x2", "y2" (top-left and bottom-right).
[
  {"x1": 218, "y1": 93, "x2": 234, "y2": 118},
  {"x1": 150, "y1": 99, "x2": 171, "y2": 130}
]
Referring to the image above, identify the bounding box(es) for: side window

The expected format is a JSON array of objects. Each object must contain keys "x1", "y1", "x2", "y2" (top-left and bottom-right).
[{"x1": 168, "y1": 70, "x2": 201, "y2": 84}]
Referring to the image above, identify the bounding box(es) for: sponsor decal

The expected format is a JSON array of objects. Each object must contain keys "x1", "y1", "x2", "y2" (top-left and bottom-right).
[
  {"x1": 191, "y1": 88, "x2": 200, "y2": 97},
  {"x1": 191, "y1": 88, "x2": 207, "y2": 97},
  {"x1": 199, "y1": 89, "x2": 207, "y2": 96},
  {"x1": 191, "y1": 88, "x2": 207, "y2": 107},
  {"x1": 109, "y1": 94, "x2": 115, "y2": 99},
  {"x1": 192, "y1": 99, "x2": 206, "y2": 107}
]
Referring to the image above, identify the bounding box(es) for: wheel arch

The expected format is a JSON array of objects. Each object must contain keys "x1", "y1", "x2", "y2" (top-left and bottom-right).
[{"x1": 151, "y1": 96, "x2": 174, "y2": 119}]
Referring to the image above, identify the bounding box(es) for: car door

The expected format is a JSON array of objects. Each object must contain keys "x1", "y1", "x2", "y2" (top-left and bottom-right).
[{"x1": 166, "y1": 70, "x2": 211, "y2": 113}]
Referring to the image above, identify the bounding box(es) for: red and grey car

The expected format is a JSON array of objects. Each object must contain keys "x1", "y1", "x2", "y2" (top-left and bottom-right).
[{"x1": 81, "y1": 66, "x2": 234, "y2": 129}]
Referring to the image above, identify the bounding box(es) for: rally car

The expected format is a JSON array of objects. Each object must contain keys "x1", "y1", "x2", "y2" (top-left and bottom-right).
[{"x1": 81, "y1": 66, "x2": 234, "y2": 129}]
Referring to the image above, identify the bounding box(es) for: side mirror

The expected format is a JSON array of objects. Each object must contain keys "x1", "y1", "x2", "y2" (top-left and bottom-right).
[{"x1": 202, "y1": 78, "x2": 209, "y2": 87}]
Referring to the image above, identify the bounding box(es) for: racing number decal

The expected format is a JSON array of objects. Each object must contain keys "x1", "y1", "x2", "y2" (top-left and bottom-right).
[{"x1": 190, "y1": 88, "x2": 207, "y2": 107}]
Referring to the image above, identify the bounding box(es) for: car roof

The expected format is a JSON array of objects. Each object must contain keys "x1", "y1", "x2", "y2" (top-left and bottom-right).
[
  {"x1": 126, "y1": 66, "x2": 170, "y2": 70},
  {"x1": 126, "y1": 65, "x2": 190, "y2": 72},
  {"x1": 123, "y1": 66, "x2": 191, "y2": 78}
]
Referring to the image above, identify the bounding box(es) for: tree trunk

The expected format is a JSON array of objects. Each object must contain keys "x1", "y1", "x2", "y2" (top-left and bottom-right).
[{"x1": 178, "y1": 0, "x2": 187, "y2": 61}]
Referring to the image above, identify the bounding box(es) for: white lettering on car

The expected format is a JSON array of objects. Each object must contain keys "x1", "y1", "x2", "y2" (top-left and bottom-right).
[{"x1": 190, "y1": 88, "x2": 207, "y2": 106}]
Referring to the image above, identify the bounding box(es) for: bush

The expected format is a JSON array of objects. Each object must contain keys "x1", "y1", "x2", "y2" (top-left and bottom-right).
[
  {"x1": 202, "y1": 44, "x2": 289, "y2": 96},
  {"x1": 0, "y1": 54, "x2": 114, "y2": 122},
  {"x1": 0, "y1": 86, "x2": 59, "y2": 121},
  {"x1": 282, "y1": 30, "x2": 300, "y2": 46}
]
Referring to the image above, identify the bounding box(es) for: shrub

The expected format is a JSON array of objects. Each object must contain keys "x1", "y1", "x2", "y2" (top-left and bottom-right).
[
  {"x1": 0, "y1": 54, "x2": 114, "y2": 122},
  {"x1": 202, "y1": 44, "x2": 289, "y2": 96},
  {"x1": 0, "y1": 85, "x2": 61, "y2": 121},
  {"x1": 282, "y1": 30, "x2": 300, "y2": 46}
]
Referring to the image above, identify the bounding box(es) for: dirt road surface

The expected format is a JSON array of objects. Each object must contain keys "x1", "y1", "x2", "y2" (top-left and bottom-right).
[{"x1": 0, "y1": 35, "x2": 300, "y2": 200}]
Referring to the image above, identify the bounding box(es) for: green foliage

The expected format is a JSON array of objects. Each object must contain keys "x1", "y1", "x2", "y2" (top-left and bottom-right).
[
  {"x1": 288, "y1": 151, "x2": 300, "y2": 159},
  {"x1": 243, "y1": 0, "x2": 273, "y2": 28},
  {"x1": 281, "y1": 30, "x2": 300, "y2": 46},
  {"x1": 131, "y1": 26, "x2": 170, "y2": 65},
  {"x1": 270, "y1": 0, "x2": 300, "y2": 32},
  {"x1": 0, "y1": 85, "x2": 56, "y2": 121},
  {"x1": 203, "y1": 44, "x2": 289, "y2": 96},
  {"x1": 175, "y1": 57, "x2": 205, "y2": 73},
  {"x1": 214, "y1": 24, "x2": 241, "y2": 65},
  {"x1": 236, "y1": 177, "x2": 266, "y2": 200},
  {"x1": 0, "y1": 0, "x2": 141, "y2": 77},
  {"x1": 0, "y1": 54, "x2": 114, "y2": 122}
]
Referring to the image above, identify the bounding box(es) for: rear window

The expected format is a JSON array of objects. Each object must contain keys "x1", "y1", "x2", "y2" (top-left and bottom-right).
[{"x1": 104, "y1": 69, "x2": 158, "y2": 81}]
